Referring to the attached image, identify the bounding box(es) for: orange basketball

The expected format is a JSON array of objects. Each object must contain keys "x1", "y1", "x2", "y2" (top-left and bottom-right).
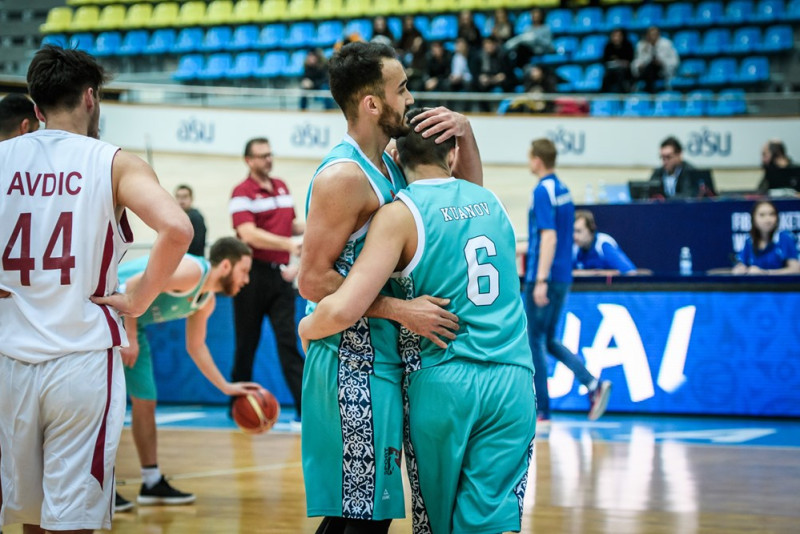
[{"x1": 232, "y1": 389, "x2": 280, "y2": 434}]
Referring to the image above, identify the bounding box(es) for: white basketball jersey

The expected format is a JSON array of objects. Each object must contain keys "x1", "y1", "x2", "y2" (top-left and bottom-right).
[{"x1": 0, "y1": 129, "x2": 132, "y2": 363}]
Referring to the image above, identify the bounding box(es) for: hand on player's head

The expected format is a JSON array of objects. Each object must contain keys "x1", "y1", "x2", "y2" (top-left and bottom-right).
[{"x1": 411, "y1": 106, "x2": 470, "y2": 144}]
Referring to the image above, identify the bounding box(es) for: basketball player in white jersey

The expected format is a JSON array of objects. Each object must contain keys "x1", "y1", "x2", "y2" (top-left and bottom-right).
[{"x1": 0, "y1": 46, "x2": 193, "y2": 533}]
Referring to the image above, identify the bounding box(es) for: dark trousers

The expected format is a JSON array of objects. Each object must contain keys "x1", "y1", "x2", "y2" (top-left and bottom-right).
[
  {"x1": 639, "y1": 61, "x2": 663, "y2": 94},
  {"x1": 523, "y1": 282, "x2": 596, "y2": 420},
  {"x1": 232, "y1": 260, "x2": 305, "y2": 417}
]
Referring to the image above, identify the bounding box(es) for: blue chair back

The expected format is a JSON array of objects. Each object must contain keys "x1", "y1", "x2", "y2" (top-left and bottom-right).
[
  {"x1": 315, "y1": 20, "x2": 343, "y2": 47},
  {"x1": 147, "y1": 28, "x2": 176, "y2": 55},
  {"x1": 230, "y1": 25, "x2": 259, "y2": 51},
  {"x1": 201, "y1": 26, "x2": 232, "y2": 52},
  {"x1": 174, "y1": 28, "x2": 204, "y2": 53},
  {"x1": 605, "y1": 6, "x2": 633, "y2": 31},
  {"x1": 573, "y1": 7, "x2": 603, "y2": 34},
  {"x1": 258, "y1": 24, "x2": 288, "y2": 49},
  {"x1": 762, "y1": 25, "x2": 793, "y2": 51},
  {"x1": 174, "y1": 54, "x2": 204, "y2": 81},
  {"x1": 93, "y1": 31, "x2": 122, "y2": 57},
  {"x1": 429, "y1": 15, "x2": 457, "y2": 41},
  {"x1": 228, "y1": 51, "x2": 261, "y2": 79}
]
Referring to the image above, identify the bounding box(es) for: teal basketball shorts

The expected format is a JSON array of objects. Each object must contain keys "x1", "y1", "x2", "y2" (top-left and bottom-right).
[
  {"x1": 404, "y1": 360, "x2": 537, "y2": 534},
  {"x1": 301, "y1": 337, "x2": 405, "y2": 520},
  {"x1": 123, "y1": 326, "x2": 157, "y2": 401}
]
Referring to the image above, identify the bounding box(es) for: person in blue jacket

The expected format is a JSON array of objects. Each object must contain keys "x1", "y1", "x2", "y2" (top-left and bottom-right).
[
  {"x1": 572, "y1": 209, "x2": 638, "y2": 276},
  {"x1": 733, "y1": 200, "x2": 800, "y2": 275}
]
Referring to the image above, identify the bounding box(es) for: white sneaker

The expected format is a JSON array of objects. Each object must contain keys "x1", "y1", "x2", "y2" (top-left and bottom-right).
[{"x1": 588, "y1": 380, "x2": 612, "y2": 421}]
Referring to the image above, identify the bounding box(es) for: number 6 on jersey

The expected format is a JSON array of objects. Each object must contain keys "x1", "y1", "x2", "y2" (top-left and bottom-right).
[{"x1": 464, "y1": 235, "x2": 499, "y2": 306}]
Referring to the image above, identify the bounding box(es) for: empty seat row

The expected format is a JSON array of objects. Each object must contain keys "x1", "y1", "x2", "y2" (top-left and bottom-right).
[
  {"x1": 589, "y1": 90, "x2": 748, "y2": 117},
  {"x1": 673, "y1": 26, "x2": 794, "y2": 56},
  {"x1": 173, "y1": 50, "x2": 308, "y2": 81}
]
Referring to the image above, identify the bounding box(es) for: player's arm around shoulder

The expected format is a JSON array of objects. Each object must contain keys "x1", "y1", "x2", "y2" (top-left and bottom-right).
[
  {"x1": 297, "y1": 162, "x2": 377, "y2": 303},
  {"x1": 93, "y1": 151, "x2": 193, "y2": 317},
  {"x1": 186, "y1": 294, "x2": 261, "y2": 396}
]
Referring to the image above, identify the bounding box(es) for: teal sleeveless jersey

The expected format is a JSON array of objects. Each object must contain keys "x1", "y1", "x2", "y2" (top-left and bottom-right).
[
  {"x1": 305, "y1": 134, "x2": 407, "y2": 379},
  {"x1": 118, "y1": 254, "x2": 211, "y2": 326},
  {"x1": 393, "y1": 178, "x2": 533, "y2": 373}
]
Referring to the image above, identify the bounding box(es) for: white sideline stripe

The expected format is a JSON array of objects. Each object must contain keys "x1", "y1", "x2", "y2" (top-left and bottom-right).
[
  {"x1": 117, "y1": 462, "x2": 303, "y2": 486},
  {"x1": 124, "y1": 411, "x2": 207, "y2": 425}
]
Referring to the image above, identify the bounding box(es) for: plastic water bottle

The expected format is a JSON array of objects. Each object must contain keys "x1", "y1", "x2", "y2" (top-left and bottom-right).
[
  {"x1": 597, "y1": 180, "x2": 608, "y2": 204},
  {"x1": 679, "y1": 247, "x2": 693, "y2": 276},
  {"x1": 584, "y1": 183, "x2": 595, "y2": 204}
]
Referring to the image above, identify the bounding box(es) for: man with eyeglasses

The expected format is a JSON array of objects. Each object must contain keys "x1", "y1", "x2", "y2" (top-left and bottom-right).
[
  {"x1": 649, "y1": 136, "x2": 697, "y2": 199},
  {"x1": 229, "y1": 137, "x2": 305, "y2": 429}
]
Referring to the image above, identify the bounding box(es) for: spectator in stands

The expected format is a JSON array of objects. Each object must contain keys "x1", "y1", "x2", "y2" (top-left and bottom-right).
[
  {"x1": 572, "y1": 210, "x2": 638, "y2": 276},
  {"x1": 601, "y1": 29, "x2": 634, "y2": 93},
  {"x1": 457, "y1": 10, "x2": 483, "y2": 56},
  {"x1": 507, "y1": 65, "x2": 555, "y2": 114},
  {"x1": 0, "y1": 93, "x2": 39, "y2": 141},
  {"x1": 397, "y1": 15, "x2": 423, "y2": 56},
  {"x1": 631, "y1": 26, "x2": 679, "y2": 93},
  {"x1": 424, "y1": 41, "x2": 452, "y2": 92},
  {"x1": 474, "y1": 36, "x2": 515, "y2": 110},
  {"x1": 505, "y1": 8, "x2": 553, "y2": 68},
  {"x1": 175, "y1": 184, "x2": 207, "y2": 257},
  {"x1": 402, "y1": 35, "x2": 428, "y2": 92},
  {"x1": 649, "y1": 136, "x2": 700, "y2": 199},
  {"x1": 491, "y1": 8, "x2": 513, "y2": 44},
  {"x1": 733, "y1": 201, "x2": 800, "y2": 275},
  {"x1": 757, "y1": 139, "x2": 795, "y2": 194},
  {"x1": 299, "y1": 49, "x2": 329, "y2": 111},
  {"x1": 370, "y1": 16, "x2": 395, "y2": 47},
  {"x1": 448, "y1": 38, "x2": 474, "y2": 111}
]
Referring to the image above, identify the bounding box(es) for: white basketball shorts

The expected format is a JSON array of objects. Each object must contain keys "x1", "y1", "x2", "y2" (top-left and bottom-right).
[{"x1": 0, "y1": 348, "x2": 125, "y2": 530}]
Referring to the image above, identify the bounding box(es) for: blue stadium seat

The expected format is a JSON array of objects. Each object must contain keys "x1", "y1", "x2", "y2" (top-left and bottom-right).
[
  {"x1": 174, "y1": 54, "x2": 204, "y2": 82},
  {"x1": 69, "y1": 33, "x2": 95, "y2": 53},
  {"x1": 145, "y1": 29, "x2": 176, "y2": 55},
  {"x1": 672, "y1": 58, "x2": 707, "y2": 89},
  {"x1": 724, "y1": 0, "x2": 754, "y2": 24},
  {"x1": 41, "y1": 34, "x2": 68, "y2": 47},
  {"x1": 200, "y1": 26, "x2": 232, "y2": 53},
  {"x1": 630, "y1": 4, "x2": 663, "y2": 30},
  {"x1": 701, "y1": 57, "x2": 737, "y2": 86},
  {"x1": 315, "y1": 20, "x2": 343, "y2": 47},
  {"x1": 788, "y1": 0, "x2": 800, "y2": 20},
  {"x1": 662, "y1": 3, "x2": 694, "y2": 29},
  {"x1": 514, "y1": 11, "x2": 531, "y2": 36},
  {"x1": 429, "y1": 15, "x2": 457, "y2": 41},
  {"x1": 604, "y1": 6, "x2": 633, "y2": 31},
  {"x1": 621, "y1": 94, "x2": 654, "y2": 117},
  {"x1": 573, "y1": 35, "x2": 606, "y2": 62},
  {"x1": 761, "y1": 25, "x2": 793, "y2": 52},
  {"x1": 545, "y1": 10, "x2": 573, "y2": 34},
  {"x1": 673, "y1": 30, "x2": 700, "y2": 57},
  {"x1": 698, "y1": 28, "x2": 731, "y2": 56},
  {"x1": 731, "y1": 27, "x2": 761, "y2": 54},
  {"x1": 693, "y1": 1, "x2": 724, "y2": 26},
  {"x1": 590, "y1": 98, "x2": 620, "y2": 117},
  {"x1": 708, "y1": 89, "x2": 747, "y2": 116},
  {"x1": 387, "y1": 17, "x2": 402, "y2": 40},
  {"x1": 198, "y1": 53, "x2": 233, "y2": 81},
  {"x1": 228, "y1": 51, "x2": 260, "y2": 79},
  {"x1": 573, "y1": 7, "x2": 603, "y2": 34},
  {"x1": 230, "y1": 25, "x2": 259, "y2": 51},
  {"x1": 679, "y1": 90, "x2": 713, "y2": 116},
  {"x1": 574, "y1": 63, "x2": 604, "y2": 92},
  {"x1": 255, "y1": 51, "x2": 289, "y2": 78},
  {"x1": 283, "y1": 50, "x2": 306, "y2": 77},
  {"x1": 473, "y1": 12, "x2": 489, "y2": 38},
  {"x1": 119, "y1": 30, "x2": 148, "y2": 56},
  {"x1": 284, "y1": 22, "x2": 315, "y2": 48},
  {"x1": 737, "y1": 55, "x2": 770, "y2": 83},
  {"x1": 173, "y1": 28, "x2": 204, "y2": 54},
  {"x1": 555, "y1": 64, "x2": 582, "y2": 92},
  {"x1": 93, "y1": 31, "x2": 122, "y2": 57},
  {"x1": 540, "y1": 36, "x2": 578, "y2": 64},
  {"x1": 345, "y1": 19, "x2": 373, "y2": 41},
  {"x1": 653, "y1": 92, "x2": 683, "y2": 117},
  {"x1": 753, "y1": 0, "x2": 785, "y2": 21},
  {"x1": 258, "y1": 24, "x2": 287, "y2": 49},
  {"x1": 413, "y1": 15, "x2": 431, "y2": 40}
]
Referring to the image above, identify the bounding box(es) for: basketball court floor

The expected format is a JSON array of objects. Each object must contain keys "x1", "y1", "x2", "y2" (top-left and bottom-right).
[{"x1": 8, "y1": 407, "x2": 798, "y2": 533}]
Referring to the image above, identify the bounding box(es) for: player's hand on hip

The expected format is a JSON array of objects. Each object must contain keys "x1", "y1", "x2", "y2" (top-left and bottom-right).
[
  {"x1": 400, "y1": 295, "x2": 459, "y2": 349},
  {"x1": 91, "y1": 292, "x2": 146, "y2": 317},
  {"x1": 411, "y1": 106, "x2": 470, "y2": 144}
]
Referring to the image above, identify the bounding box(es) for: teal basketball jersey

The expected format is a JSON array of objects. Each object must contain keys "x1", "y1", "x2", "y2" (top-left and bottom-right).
[
  {"x1": 393, "y1": 178, "x2": 533, "y2": 372},
  {"x1": 305, "y1": 134, "x2": 407, "y2": 379},
  {"x1": 118, "y1": 254, "x2": 211, "y2": 326}
]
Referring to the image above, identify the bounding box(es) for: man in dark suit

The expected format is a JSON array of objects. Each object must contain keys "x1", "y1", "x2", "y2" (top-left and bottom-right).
[{"x1": 649, "y1": 136, "x2": 700, "y2": 198}]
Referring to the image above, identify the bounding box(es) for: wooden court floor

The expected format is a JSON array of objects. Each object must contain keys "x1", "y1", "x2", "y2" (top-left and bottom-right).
[{"x1": 9, "y1": 420, "x2": 798, "y2": 534}]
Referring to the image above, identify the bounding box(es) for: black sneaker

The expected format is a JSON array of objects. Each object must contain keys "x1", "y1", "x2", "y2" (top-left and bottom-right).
[
  {"x1": 115, "y1": 491, "x2": 134, "y2": 512},
  {"x1": 137, "y1": 476, "x2": 196, "y2": 505},
  {"x1": 588, "y1": 380, "x2": 612, "y2": 421}
]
